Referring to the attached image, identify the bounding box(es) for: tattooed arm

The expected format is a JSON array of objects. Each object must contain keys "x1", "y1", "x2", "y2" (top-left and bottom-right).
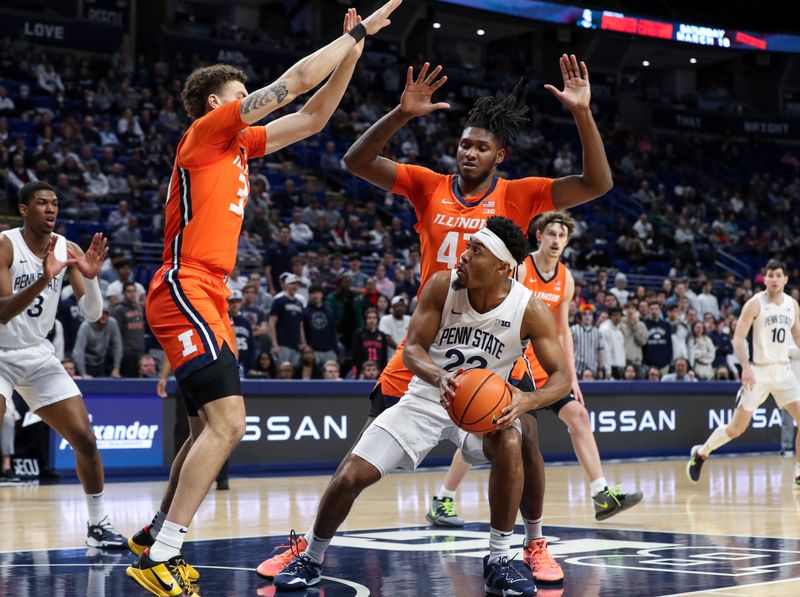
[{"x1": 239, "y1": 0, "x2": 402, "y2": 125}]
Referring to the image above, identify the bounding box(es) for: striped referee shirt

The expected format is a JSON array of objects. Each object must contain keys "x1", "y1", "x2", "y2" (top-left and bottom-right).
[{"x1": 571, "y1": 322, "x2": 605, "y2": 376}]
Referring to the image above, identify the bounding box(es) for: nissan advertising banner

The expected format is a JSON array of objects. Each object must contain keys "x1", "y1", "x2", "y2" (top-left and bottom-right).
[{"x1": 49, "y1": 381, "x2": 787, "y2": 474}]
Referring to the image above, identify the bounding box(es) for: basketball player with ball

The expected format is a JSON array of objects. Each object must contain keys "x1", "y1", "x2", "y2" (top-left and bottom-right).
[{"x1": 273, "y1": 216, "x2": 570, "y2": 596}]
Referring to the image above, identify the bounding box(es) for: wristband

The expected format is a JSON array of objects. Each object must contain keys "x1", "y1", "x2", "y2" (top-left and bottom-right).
[{"x1": 348, "y1": 23, "x2": 366, "y2": 43}]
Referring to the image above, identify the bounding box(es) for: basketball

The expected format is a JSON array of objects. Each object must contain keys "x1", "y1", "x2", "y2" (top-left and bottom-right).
[{"x1": 447, "y1": 368, "x2": 512, "y2": 434}]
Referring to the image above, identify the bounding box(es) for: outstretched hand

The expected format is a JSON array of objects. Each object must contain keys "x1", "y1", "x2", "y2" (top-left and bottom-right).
[
  {"x1": 343, "y1": 8, "x2": 364, "y2": 58},
  {"x1": 43, "y1": 236, "x2": 76, "y2": 282},
  {"x1": 400, "y1": 62, "x2": 450, "y2": 117},
  {"x1": 544, "y1": 53, "x2": 591, "y2": 112},
  {"x1": 362, "y1": 0, "x2": 403, "y2": 36},
  {"x1": 67, "y1": 233, "x2": 108, "y2": 279}
]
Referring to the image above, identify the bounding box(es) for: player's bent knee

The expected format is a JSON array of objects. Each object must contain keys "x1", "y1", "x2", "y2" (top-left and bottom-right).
[
  {"x1": 71, "y1": 429, "x2": 99, "y2": 456},
  {"x1": 331, "y1": 458, "x2": 377, "y2": 495}
]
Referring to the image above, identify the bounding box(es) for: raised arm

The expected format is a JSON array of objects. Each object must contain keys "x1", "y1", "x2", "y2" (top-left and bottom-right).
[
  {"x1": 732, "y1": 297, "x2": 759, "y2": 391},
  {"x1": 265, "y1": 10, "x2": 365, "y2": 153},
  {"x1": 240, "y1": 0, "x2": 402, "y2": 125},
  {"x1": 497, "y1": 297, "x2": 570, "y2": 425},
  {"x1": 66, "y1": 233, "x2": 107, "y2": 323},
  {"x1": 547, "y1": 54, "x2": 614, "y2": 209},
  {"x1": 343, "y1": 62, "x2": 450, "y2": 191},
  {"x1": 402, "y1": 271, "x2": 455, "y2": 396}
]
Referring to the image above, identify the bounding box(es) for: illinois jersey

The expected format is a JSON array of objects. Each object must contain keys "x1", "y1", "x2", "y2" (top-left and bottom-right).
[
  {"x1": 378, "y1": 164, "x2": 554, "y2": 399},
  {"x1": 147, "y1": 99, "x2": 266, "y2": 380},
  {"x1": 510, "y1": 255, "x2": 570, "y2": 387}
]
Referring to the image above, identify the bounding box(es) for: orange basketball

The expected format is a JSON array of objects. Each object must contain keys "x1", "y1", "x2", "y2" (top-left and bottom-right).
[{"x1": 447, "y1": 368, "x2": 512, "y2": 435}]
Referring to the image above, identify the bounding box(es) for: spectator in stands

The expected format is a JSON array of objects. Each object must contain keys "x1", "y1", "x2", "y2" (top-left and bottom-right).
[
  {"x1": 266, "y1": 226, "x2": 296, "y2": 293},
  {"x1": 4, "y1": 154, "x2": 37, "y2": 204},
  {"x1": 633, "y1": 213, "x2": 653, "y2": 247},
  {"x1": 623, "y1": 364, "x2": 638, "y2": 380},
  {"x1": 571, "y1": 310, "x2": 604, "y2": 379},
  {"x1": 553, "y1": 143, "x2": 574, "y2": 175},
  {"x1": 237, "y1": 231, "x2": 263, "y2": 269},
  {"x1": 320, "y1": 141, "x2": 342, "y2": 176},
  {"x1": 689, "y1": 320, "x2": 715, "y2": 380},
  {"x1": 61, "y1": 357, "x2": 80, "y2": 379},
  {"x1": 345, "y1": 252, "x2": 368, "y2": 289},
  {"x1": 393, "y1": 265, "x2": 419, "y2": 299},
  {"x1": 112, "y1": 215, "x2": 142, "y2": 251},
  {"x1": 107, "y1": 163, "x2": 131, "y2": 196},
  {"x1": 714, "y1": 366, "x2": 732, "y2": 381},
  {"x1": 274, "y1": 178, "x2": 302, "y2": 215},
  {"x1": 304, "y1": 284, "x2": 339, "y2": 365},
  {"x1": 643, "y1": 301, "x2": 672, "y2": 374},
  {"x1": 666, "y1": 303, "x2": 690, "y2": 361},
  {"x1": 138, "y1": 355, "x2": 158, "y2": 378},
  {"x1": 359, "y1": 360, "x2": 380, "y2": 381},
  {"x1": 599, "y1": 307, "x2": 625, "y2": 379},
  {"x1": 379, "y1": 295, "x2": 410, "y2": 360},
  {"x1": 241, "y1": 284, "x2": 268, "y2": 340},
  {"x1": 246, "y1": 206, "x2": 272, "y2": 247},
  {"x1": 609, "y1": 272, "x2": 630, "y2": 306},
  {"x1": 351, "y1": 307, "x2": 388, "y2": 374},
  {"x1": 73, "y1": 304, "x2": 123, "y2": 378},
  {"x1": 229, "y1": 290, "x2": 256, "y2": 376},
  {"x1": 662, "y1": 357, "x2": 696, "y2": 382},
  {"x1": 277, "y1": 361, "x2": 295, "y2": 380},
  {"x1": 302, "y1": 196, "x2": 326, "y2": 227},
  {"x1": 113, "y1": 282, "x2": 146, "y2": 377},
  {"x1": 105, "y1": 201, "x2": 131, "y2": 233},
  {"x1": 322, "y1": 360, "x2": 342, "y2": 381},
  {"x1": 269, "y1": 274, "x2": 306, "y2": 367},
  {"x1": 0, "y1": 87, "x2": 14, "y2": 114},
  {"x1": 621, "y1": 302, "x2": 648, "y2": 372},
  {"x1": 248, "y1": 352, "x2": 277, "y2": 379},
  {"x1": 294, "y1": 346, "x2": 322, "y2": 380},
  {"x1": 326, "y1": 275, "x2": 363, "y2": 351},
  {"x1": 105, "y1": 259, "x2": 146, "y2": 306},
  {"x1": 82, "y1": 160, "x2": 109, "y2": 200},
  {"x1": 37, "y1": 61, "x2": 65, "y2": 95},
  {"x1": 647, "y1": 367, "x2": 662, "y2": 381},
  {"x1": 696, "y1": 280, "x2": 721, "y2": 320},
  {"x1": 634, "y1": 180, "x2": 656, "y2": 205},
  {"x1": 289, "y1": 207, "x2": 314, "y2": 246}
]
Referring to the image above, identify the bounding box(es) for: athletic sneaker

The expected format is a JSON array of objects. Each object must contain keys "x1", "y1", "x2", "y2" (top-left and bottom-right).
[
  {"x1": 255, "y1": 530, "x2": 308, "y2": 578},
  {"x1": 426, "y1": 496, "x2": 465, "y2": 527},
  {"x1": 126, "y1": 549, "x2": 199, "y2": 596},
  {"x1": 128, "y1": 526, "x2": 199, "y2": 582},
  {"x1": 483, "y1": 555, "x2": 537, "y2": 596},
  {"x1": 523, "y1": 538, "x2": 563, "y2": 583},
  {"x1": 593, "y1": 485, "x2": 643, "y2": 521},
  {"x1": 1, "y1": 469, "x2": 20, "y2": 483},
  {"x1": 273, "y1": 552, "x2": 323, "y2": 591},
  {"x1": 794, "y1": 474, "x2": 800, "y2": 489},
  {"x1": 687, "y1": 445, "x2": 706, "y2": 483},
  {"x1": 86, "y1": 516, "x2": 128, "y2": 549}
]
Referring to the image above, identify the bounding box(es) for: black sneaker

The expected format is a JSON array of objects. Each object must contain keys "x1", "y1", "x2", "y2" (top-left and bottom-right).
[
  {"x1": 1, "y1": 469, "x2": 21, "y2": 483},
  {"x1": 86, "y1": 516, "x2": 128, "y2": 549},
  {"x1": 593, "y1": 485, "x2": 644, "y2": 521},
  {"x1": 687, "y1": 445, "x2": 706, "y2": 483},
  {"x1": 273, "y1": 552, "x2": 323, "y2": 591},
  {"x1": 483, "y1": 554, "x2": 537, "y2": 596}
]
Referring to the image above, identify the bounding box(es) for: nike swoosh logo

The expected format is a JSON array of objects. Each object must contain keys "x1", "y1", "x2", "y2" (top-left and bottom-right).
[
  {"x1": 442, "y1": 200, "x2": 456, "y2": 204},
  {"x1": 179, "y1": 528, "x2": 188, "y2": 534},
  {"x1": 153, "y1": 573, "x2": 175, "y2": 591},
  {"x1": 596, "y1": 501, "x2": 609, "y2": 508},
  {"x1": 491, "y1": 415, "x2": 498, "y2": 424},
  {"x1": 451, "y1": 310, "x2": 463, "y2": 315}
]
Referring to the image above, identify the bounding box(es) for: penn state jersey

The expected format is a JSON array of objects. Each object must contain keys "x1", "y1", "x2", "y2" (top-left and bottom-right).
[
  {"x1": 0, "y1": 228, "x2": 68, "y2": 350},
  {"x1": 752, "y1": 291, "x2": 796, "y2": 365},
  {"x1": 406, "y1": 270, "x2": 532, "y2": 401}
]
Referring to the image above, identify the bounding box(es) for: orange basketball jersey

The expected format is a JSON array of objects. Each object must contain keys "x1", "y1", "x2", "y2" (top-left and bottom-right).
[
  {"x1": 148, "y1": 99, "x2": 266, "y2": 380},
  {"x1": 510, "y1": 255, "x2": 570, "y2": 387},
  {"x1": 377, "y1": 164, "x2": 554, "y2": 398}
]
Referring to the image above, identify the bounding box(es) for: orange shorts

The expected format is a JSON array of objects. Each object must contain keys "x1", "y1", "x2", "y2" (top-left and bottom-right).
[
  {"x1": 375, "y1": 338, "x2": 414, "y2": 399},
  {"x1": 146, "y1": 264, "x2": 235, "y2": 381},
  {"x1": 510, "y1": 344, "x2": 548, "y2": 389}
]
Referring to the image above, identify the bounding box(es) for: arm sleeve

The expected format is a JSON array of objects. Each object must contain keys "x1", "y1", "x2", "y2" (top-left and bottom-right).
[
  {"x1": 179, "y1": 99, "x2": 248, "y2": 164},
  {"x1": 390, "y1": 164, "x2": 446, "y2": 220},
  {"x1": 504, "y1": 177, "x2": 555, "y2": 225},
  {"x1": 78, "y1": 276, "x2": 103, "y2": 322}
]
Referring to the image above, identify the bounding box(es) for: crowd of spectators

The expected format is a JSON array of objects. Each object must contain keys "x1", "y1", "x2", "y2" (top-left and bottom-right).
[{"x1": 1, "y1": 32, "x2": 799, "y2": 382}]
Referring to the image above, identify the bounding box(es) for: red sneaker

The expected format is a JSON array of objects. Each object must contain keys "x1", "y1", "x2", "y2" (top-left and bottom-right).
[
  {"x1": 255, "y1": 531, "x2": 308, "y2": 578},
  {"x1": 523, "y1": 537, "x2": 564, "y2": 583}
]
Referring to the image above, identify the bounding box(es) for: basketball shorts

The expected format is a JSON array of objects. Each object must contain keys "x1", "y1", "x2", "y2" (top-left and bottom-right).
[
  {"x1": 353, "y1": 391, "x2": 522, "y2": 475},
  {"x1": 736, "y1": 363, "x2": 800, "y2": 411},
  {"x1": 147, "y1": 264, "x2": 236, "y2": 382},
  {"x1": 0, "y1": 343, "x2": 80, "y2": 412},
  {"x1": 373, "y1": 338, "x2": 413, "y2": 400},
  {"x1": 368, "y1": 383, "x2": 400, "y2": 418},
  {"x1": 512, "y1": 372, "x2": 575, "y2": 417}
]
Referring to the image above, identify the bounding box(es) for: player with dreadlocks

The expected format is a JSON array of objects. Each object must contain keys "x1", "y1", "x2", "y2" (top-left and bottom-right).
[{"x1": 256, "y1": 54, "x2": 613, "y2": 586}]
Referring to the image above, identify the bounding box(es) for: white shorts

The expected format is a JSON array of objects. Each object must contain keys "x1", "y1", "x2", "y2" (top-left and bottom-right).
[
  {"x1": 0, "y1": 343, "x2": 81, "y2": 413},
  {"x1": 352, "y1": 393, "x2": 521, "y2": 476},
  {"x1": 737, "y1": 363, "x2": 800, "y2": 411}
]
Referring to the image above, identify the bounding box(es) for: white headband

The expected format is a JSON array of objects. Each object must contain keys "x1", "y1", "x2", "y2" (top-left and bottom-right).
[{"x1": 472, "y1": 227, "x2": 517, "y2": 269}]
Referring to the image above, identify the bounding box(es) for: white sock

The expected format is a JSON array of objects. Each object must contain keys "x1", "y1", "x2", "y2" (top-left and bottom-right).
[
  {"x1": 86, "y1": 492, "x2": 107, "y2": 526},
  {"x1": 487, "y1": 527, "x2": 513, "y2": 565},
  {"x1": 149, "y1": 520, "x2": 187, "y2": 562},
  {"x1": 304, "y1": 533, "x2": 331, "y2": 564},
  {"x1": 523, "y1": 517, "x2": 543, "y2": 543},
  {"x1": 590, "y1": 477, "x2": 608, "y2": 497},
  {"x1": 701, "y1": 425, "x2": 732, "y2": 457},
  {"x1": 438, "y1": 486, "x2": 456, "y2": 500},
  {"x1": 149, "y1": 510, "x2": 166, "y2": 540},
  {"x1": 794, "y1": 461, "x2": 800, "y2": 478}
]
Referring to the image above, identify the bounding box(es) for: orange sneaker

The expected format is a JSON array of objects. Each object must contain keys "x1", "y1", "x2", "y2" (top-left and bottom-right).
[
  {"x1": 255, "y1": 530, "x2": 308, "y2": 578},
  {"x1": 523, "y1": 537, "x2": 564, "y2": 583}
]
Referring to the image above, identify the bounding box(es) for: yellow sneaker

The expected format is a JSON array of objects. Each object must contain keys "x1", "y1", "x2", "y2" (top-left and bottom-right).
[
  {"x1": 128, "y1": 527, "x2": 199, "y2": 582},
  {"x1": 126, "y1": 549, "x2": 199, "y2": 596}
]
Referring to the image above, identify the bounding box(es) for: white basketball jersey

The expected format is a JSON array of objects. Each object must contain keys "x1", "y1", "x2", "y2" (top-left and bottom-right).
[
  {"x1": 751, "y1": 291, "x2": 795, "y2": 365},
  {"x1": 0, "y1": 228, "x2": 68, "y2": 350},
  {"x1": 407, "y1": 270, "x2": 532, "y2": 401}
]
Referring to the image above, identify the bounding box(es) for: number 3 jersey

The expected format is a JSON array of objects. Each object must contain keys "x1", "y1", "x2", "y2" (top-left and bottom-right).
[
  {"x1": 406, "y1": 270, "x2": 532, "y2": 401},
  {"x1": 0, "y1": 228, "x2": 67, "y2": 349}
]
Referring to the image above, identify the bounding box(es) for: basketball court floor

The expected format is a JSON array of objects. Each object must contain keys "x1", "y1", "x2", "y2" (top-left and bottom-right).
[{"x1": 1, "y1": 454, "x2": 799, "y2": 596}]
